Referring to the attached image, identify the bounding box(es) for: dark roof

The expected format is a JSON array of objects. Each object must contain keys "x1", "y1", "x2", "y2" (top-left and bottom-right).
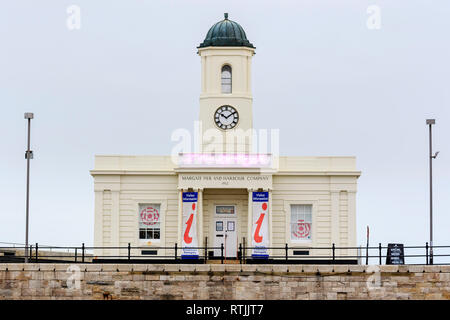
[{"x1": 198, "y1": 13, "x2": 255, "y2": 49}]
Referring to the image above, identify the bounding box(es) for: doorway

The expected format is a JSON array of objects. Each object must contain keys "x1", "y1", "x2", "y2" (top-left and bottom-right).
[{"x1": 213, "y1": 205, "x2": 238, "y2": 258}]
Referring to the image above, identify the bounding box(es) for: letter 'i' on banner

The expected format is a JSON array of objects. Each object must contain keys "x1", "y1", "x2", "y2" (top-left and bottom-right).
[
  {"x1": 181, "y1": 192, "x2": 199, "y2": 259},
  {"x1": 251, "y1": 191, "x2": 269, "y2": 259}
]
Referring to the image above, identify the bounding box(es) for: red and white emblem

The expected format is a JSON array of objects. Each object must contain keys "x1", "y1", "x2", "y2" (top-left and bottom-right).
[
  {"x1": 293, "y1": 219, "x2": 311, "y2": 239},
  {"x1": 140, "y1": 206, "x2": 160, "y2": 226}
]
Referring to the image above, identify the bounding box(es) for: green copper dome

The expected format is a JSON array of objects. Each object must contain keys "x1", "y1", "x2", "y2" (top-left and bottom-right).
[{"x1": 198, "y1": 13, "x2": 255, "y2": 49}]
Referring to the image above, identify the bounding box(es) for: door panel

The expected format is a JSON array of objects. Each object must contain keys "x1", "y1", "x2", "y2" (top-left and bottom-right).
[
  {"x1": 225, "y1": 220, "x2": 237, "y2": 257},
  {"x1": 213, "y1": 217, "x2": 237, "y2": 258}
]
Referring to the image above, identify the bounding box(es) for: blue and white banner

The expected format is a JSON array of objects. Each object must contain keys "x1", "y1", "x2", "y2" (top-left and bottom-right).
[
  {"x1": 181, "y1": 192, "x2": 199, "y2": 259},
  {"x1": 251, "y1": 191, "x2": 269, "y2": 259}
]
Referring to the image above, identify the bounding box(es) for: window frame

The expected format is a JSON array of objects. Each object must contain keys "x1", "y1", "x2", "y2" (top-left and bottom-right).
[
  {"x1": 284, "y1": 200, "x2": 317, "y2": 245},
  {"x1": 215, "y1": 204, "x2": 236, "y2": 215},
  {"x1": 138, "y1": 203, "x2": 162, "y2": 241},
  {"x1": 221, "y1": 64, "x2": 232, "y2": 94},
  {"x1": 289, "y1": 204, "x2": 313, "y2": 242},
  {"x1": 133, "y1": 199, "x2": 167, "y2": 245}
]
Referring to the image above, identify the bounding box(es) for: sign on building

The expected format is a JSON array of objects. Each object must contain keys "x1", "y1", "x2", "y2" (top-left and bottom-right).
[
  {"x1": 251, "y1": 191, "x2": 269, "y2": 259},
  {"x1": 181, "y1": 192, "x2": 199, "y2": 259}
]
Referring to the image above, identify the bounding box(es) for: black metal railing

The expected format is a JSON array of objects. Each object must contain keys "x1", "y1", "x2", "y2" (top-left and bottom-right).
[{"x1": 1, "y1": 242, "x2": 450, "y2": 265}]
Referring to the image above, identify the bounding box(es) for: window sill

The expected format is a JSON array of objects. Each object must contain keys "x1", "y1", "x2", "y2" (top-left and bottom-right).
[{"x1": 138, "y1": 240, "x2": 161, "y2": 245}]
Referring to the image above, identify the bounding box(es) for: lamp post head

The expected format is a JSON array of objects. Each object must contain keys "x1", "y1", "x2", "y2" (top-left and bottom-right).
[
  {"x1": 426, "y1": 119, "x2": 435, "y2": 125},
  {"x1": 24, "y1": 113, "x2": 34, "y2": 119}
]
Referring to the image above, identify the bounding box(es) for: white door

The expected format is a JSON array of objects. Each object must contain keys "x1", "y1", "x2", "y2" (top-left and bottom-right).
[{"x1": 213, "y1": 217, "x2": 237, "y2": 258}]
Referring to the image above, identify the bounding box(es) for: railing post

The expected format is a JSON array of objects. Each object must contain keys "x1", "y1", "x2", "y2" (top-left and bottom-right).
[
  {"x1": 332, "y1": 243, "x2": 335, "y2": 263},
  {"x1": 174, "y1": 243, "x2": 178, "y2": 261},
  {"x1": 379, "y1": 243, "x2": 382, "y2": 265},
  {"x1": 430, "y1": 242, "x2": 434, "y2": 265},
  {"x1": 75, "y1": 247, "x2": 78, "y2": 262},
  {"x1": 243, "y1": 237, "x2": 246, "y2": 264},
  {"x1": 29, "y1": 244, "x2": 32, "y2": 261},
  {"x1": 204, "y1": 237, "x2": 208, "y2": 263},
  {"x1": 127, "y1": 243, "x2": 131, "y2": 261},
  {"x1": 426, "y1": 242, "x2": 429, "y2": 265},
  {"x1": 285, "y1": 243, "x2": 288, "y2": 262},
  {"x1": 35, "y1": 243, "x2": 38, "y2": 262},
  {"x1": 82, "y1": 243, "x2": 85, "y2": 263},
  {"x1": 366, "y1": 244, "x2": 369, "y2": 265},
  {"x1": 221, "y1": 243, "x2": 224, "y2": 264},
  {"x1": 239, "y1": 243, "x2": 242, "y2": 265}
]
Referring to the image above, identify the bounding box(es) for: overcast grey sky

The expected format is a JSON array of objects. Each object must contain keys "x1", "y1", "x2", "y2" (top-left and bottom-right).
[{"x1": 1, "y1": 1, "x2": 449, "y2": 261}]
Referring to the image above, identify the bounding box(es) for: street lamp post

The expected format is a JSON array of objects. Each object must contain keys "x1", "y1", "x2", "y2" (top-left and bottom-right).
[
  {"x1": 426, "y1": 119, "x2": 438, "y2": 265},
  {"x1": 24, "y1": 112, "x2": 34, "y2": 263}
]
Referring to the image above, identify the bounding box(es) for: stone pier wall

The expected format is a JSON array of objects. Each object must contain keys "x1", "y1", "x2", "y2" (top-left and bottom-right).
[{"x1": 0, "y1": 264, "x2": 449, "y2": 300}]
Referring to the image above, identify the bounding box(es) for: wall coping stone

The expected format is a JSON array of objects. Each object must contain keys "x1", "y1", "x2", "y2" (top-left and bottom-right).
[{"x1": 1, "y1": 263, "x2": 449, "y2": 274}]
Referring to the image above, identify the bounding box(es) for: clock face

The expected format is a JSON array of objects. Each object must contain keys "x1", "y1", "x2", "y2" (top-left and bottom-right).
[{"x1": 214, "y1": 105, "x2": 239, "y2": 130}]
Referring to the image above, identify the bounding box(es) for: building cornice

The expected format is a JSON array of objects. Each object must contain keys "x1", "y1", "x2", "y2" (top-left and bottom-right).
[
  {"x1": 90, "y1": 170, "x2": 177, "y2": 176},
  {"x1": 197, "y1": 46, "x2": 255, "y2": 56},
  {"x1": 90, "y1": 169, "x2": 361, "y2": 177},
  {"x1": 199, "y1": 93, "x2": 252, "y2": 100},
  {"x1": 275, "y1": 171, "x2": 361, "y2": 177}
]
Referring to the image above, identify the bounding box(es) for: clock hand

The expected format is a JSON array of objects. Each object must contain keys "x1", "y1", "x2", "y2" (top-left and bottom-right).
[
  {"x1": 219, "y1": 116, "x2": 229, "y2": 124},
  {"x1": 224, "y1": 112, "x2": 234, "y2": 119}
]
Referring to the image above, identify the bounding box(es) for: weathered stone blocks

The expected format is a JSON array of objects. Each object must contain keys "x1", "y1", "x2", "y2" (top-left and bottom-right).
[{"x1": 0, "y1": 263, "x2": 449, "y2": 300}]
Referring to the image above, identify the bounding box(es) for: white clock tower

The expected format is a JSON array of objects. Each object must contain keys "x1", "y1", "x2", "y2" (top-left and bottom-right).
[{"x1": 197, "y1": 13, "x2": 255, "y2": 154}]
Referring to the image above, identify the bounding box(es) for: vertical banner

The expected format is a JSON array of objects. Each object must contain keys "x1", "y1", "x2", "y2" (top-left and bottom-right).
[
  {"x1": 252, "y1": 191, "x2": 269, "y2": 259},
  {"x1": 181, "y1": 192, "x2": 199, "y2": 259}
]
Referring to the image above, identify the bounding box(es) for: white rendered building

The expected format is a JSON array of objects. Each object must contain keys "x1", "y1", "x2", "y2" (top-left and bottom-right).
[{"x1": 91, "y1": 14, "x2": 361, "y2": 262}]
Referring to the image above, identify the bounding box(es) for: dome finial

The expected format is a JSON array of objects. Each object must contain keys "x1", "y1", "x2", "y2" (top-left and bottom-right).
[{"x1": 224, "y1": 13, "x2": 228, "y2": 20}]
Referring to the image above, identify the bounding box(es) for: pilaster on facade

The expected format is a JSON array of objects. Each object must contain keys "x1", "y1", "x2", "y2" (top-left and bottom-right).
[
  {"x1": 111, "y1": 190, "x2": 120, "y2": 253},
  {"x1": 177, "y1": 188, "x2": 184, "y2": 248},
  {"x1": 247, "y1": 188, "x2": 253, "y2": 244},
  {"x1": 197, "y1": 188, "x2": 204, "y2": 247},
  {"x1": 347, "y1": 191, "x2": 357, "y2": 258},
  {"x1": 268, "y1": 188, "x2": 273, "y2": 255},
  {"x1": 93, "y1": 190, "x2": 103, "y2": 257},
  {"x1": 330, "y1": 191, "x2": 340, "y2": 248}
]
